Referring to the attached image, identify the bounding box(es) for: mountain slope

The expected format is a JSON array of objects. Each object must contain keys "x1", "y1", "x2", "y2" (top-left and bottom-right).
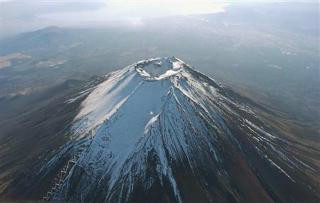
[{"x1": 22, "y1": 57, "x2": 320, "y2": 203}]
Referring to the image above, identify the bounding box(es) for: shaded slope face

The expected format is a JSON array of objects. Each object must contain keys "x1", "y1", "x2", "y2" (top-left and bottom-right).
[{"x1": 37, "y1": 57, "x2": 319, "y2": 203}]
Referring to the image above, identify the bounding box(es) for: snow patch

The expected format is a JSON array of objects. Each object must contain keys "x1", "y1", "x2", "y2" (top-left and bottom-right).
[{"x1": 135, "y1": 57, "x2": 184, "y2": 80}]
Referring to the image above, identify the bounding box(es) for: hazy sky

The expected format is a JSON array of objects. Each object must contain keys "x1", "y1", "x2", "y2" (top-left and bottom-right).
[{"x1": 0, "y1": 0, "x2": 317, "y2": 36}]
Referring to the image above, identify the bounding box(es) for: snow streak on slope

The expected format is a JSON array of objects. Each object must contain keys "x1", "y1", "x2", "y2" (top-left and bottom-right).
[{"x1": 39, "y1": 57, "x2": 320, "y2": 203}]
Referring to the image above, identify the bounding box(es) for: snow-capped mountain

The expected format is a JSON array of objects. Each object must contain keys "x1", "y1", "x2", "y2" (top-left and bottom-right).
[{"x1": 37, "y1": 57, "x2": 319, "y2": 203}]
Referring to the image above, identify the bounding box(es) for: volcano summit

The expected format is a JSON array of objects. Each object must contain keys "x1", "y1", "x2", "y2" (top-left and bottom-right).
[{"x1": 6, "y1": 57, "x2": 319, "y2": 203}]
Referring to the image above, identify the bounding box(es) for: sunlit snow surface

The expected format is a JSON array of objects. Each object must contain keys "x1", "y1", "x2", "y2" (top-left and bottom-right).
[
  {"x1": 67, "y1": 57, "x2": 191, "y2": 201},
  {"x1": 40, "y1": 57, "x2": 317, "y2": 203}
]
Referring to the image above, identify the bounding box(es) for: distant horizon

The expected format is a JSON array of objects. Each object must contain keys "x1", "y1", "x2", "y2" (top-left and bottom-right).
[{"x1": 0, "y1": 0, "x2": 319, "y2": 37}]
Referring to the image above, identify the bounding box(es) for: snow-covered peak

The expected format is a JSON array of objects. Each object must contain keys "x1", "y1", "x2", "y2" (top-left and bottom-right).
[
  {"x1": 134, "y1": 57, "x2": 185, "y2": 80},
  {"x1": 72, "y1": 57, "x2": 207, "y2": 138},
  {"x1": 39, "y1": 57, "x2": 319, "y2": 203}
]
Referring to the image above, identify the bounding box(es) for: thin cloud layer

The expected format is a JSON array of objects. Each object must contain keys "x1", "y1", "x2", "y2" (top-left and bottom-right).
[
  {"x1": 0, "y1": 0, "x2": 317, "y2": 36},
  {"x1": 41, "y1": 0, "x2": 226, "y2": 23}
]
